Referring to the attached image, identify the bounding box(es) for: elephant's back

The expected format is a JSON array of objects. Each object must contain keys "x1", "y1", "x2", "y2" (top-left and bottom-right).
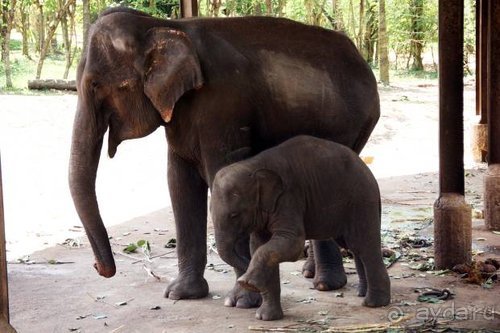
[
  {"x1": 190, "y1": 17, "x2": 379, "y2": 153},
  {"x1": 264, "y1": 135, "x2": 379, "y2": 200}
]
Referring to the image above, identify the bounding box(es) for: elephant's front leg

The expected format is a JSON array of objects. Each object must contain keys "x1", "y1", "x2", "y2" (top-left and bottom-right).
[
  {"x1": 223, "y1": 234, "x2": 262, "y2": 309},
  {"x1": 238, "y1": 234, "x2": 304, "y2": 320},
  {"x1": 164, "y1": 151, "x2": 209, "y2": 300}
]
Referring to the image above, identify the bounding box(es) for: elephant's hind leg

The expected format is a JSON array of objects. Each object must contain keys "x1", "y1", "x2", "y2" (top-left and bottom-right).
[
  {"x1": 354, "y1": 255, "x2": 368, "y2": 297},
  {"x1": 302, "y1": 242, "x2": 315, "y2": 278},
  {"x1": 356, "y1": 247, "x2": 391, "y2": 307},
  {"x1": 312, "y1": 240, "x2": 347, "y2": 291}
]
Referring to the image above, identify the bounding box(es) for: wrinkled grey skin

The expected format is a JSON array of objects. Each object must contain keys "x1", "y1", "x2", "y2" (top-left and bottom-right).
[
  {"x1": 211, "y1": 136, "x2": 391, "y2": 320},
  {"x1": 68, "y1": 7, "x2": 380, "y2": 307}
]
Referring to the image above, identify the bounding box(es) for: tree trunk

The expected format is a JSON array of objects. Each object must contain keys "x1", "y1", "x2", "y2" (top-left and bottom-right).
[
  {"x1": 265, "y1": 0, "x2": 272, "y2": 15},
  {"x1": 348, "y1": 0, "x2": 357, "y2": 46},
  {"x1": 209, "y1": 0, "x2": 222, "y2": 16},
  {"x1": 378, "y1": 0, "x2": 389, "y2": 85},
  {"x1": 60, "y1": 0, "x2": 76, "y2": 79},
  {"x1": 276, "y1": 0, "x2": 285, "y2": 17},
  {"x1": 362, "y1": 0, "x2": 377, "y2": 65},
  {"x1": 18, "y1": 0, "x2": 30, "y2": 58},
  {"x1": 409, "y1": 0, "x2": 424, "y2": 71},
  {"x1": 35, "y1": 0, "x2": 76, "y2": 79},
  {"x1": 1, "y1": 0, "x2": 16, "y2": 88},
  {"x1": 33, "y1": 0, "x2": 44, "y2": 53},
  {"x1": 358, "y1": 0, "x2": 365, "y2": 56},
  {"x1": 28, "y1": 79, "x2": 76, "y2": 90},
  {"x1": 82, "y1": 0, "x2": 90, "y2": 51},
  {"x1": 332, "y1": 0, "x2": 344, "y2": 31}
]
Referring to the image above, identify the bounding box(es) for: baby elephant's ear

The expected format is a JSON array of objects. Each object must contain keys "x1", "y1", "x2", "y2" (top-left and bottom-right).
[
  {"x1": 254, "y1": 169, "x2": 284, "y2": 213},
  {"x1": 143, "y1": 28, "x2": 204, "y2": 123}
]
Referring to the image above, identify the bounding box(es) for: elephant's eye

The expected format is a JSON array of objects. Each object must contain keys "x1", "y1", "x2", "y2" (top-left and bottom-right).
[
  {"x1": 230, "y1": 212, "x2": 240, "y2": 219},
  {"x1": 90, "y1": 80, "x2": 100, "y2": 91}
]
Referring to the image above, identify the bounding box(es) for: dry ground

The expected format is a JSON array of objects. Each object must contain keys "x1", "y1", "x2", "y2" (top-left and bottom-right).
[{"x1": 1, "y1": 79, "x2": 499, "y2": 332}]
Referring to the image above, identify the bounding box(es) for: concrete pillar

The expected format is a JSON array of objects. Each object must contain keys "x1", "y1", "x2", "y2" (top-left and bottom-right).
[
  {"x1": 434, "y1": 0, "x2": 472, "y2": 269},
  {"x1": 472, "y1": 0, "x2": 489, "y2": 162},
  {"x1": 484, "y1": 0, "x2": 500, "y2": 231}
]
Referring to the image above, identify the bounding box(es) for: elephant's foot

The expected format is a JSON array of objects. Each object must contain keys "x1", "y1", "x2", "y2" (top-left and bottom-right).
[
  {"x1": 302, "y1": 256, "x2": 315, "y2": 278},
  {"x1": 255, "y1": 301, "x2": 284, "y2": 321},
  {"x1": 224, "y1": 282, "x2": 262, "y2": 308},
  {"x1": 164, "y1": 274, "x2": 209, "y2": 300},
  {"x1": 362, "y1": 291, "x2": 391, "y2": 307},
  {"x1": 313, "y1": 269, "x2": 347, "y2": 291}
]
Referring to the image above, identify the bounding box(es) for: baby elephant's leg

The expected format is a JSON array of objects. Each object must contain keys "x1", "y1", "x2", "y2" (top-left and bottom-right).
[
  {"x1": 238, "y1": 235, "x2": 304, "y2": 320},
  {"x1": 354, "y1": 255, "x2": 367, "y2": 297},
  {"x1": 353, "y1": 245, "x2": 391, "y2": 307},
  {"x1": 312, "y1": 240, "x2": 347, "y2": 291}
]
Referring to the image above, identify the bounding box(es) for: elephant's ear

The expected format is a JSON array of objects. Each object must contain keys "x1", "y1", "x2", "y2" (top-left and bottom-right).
[
  {"x1": 254, "y1": 169, "x2": 284, "y2": 213},
  {"x1": 143, "y1": 28, "x2": 204, "y2": 123}
]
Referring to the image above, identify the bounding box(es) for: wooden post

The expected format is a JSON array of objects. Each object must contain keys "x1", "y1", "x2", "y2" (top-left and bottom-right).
[
  {"x1": 434, "y1": 0, "x2": 472, "y2": 269},
  {"x1": 472, "y1": 0, "x2": 489, "y2": 162},
  {"x1": 180, "y1": 0, "x2": 198, "y2": 18},
  {"x1": 484, "y1": 0, "x2": 500, "y2": 231},
  {"x1": 0, "y1": 155, "x2": 17, "y2": 332}
]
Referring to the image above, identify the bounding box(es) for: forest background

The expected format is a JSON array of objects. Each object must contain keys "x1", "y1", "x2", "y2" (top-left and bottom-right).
[{"x1": 0, "y1": 0, "x2": 476, "y2": 91}]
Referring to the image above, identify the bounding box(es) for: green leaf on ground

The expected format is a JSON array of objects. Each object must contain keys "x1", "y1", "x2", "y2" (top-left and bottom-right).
[{"x1": 123, "y1": 243, "x2": 138, "y2": 253}]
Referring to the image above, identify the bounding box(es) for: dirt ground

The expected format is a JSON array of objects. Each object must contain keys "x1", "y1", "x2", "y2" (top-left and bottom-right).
[{"x1": 1, "y1": 79, "x2": 500, "y2": 332}]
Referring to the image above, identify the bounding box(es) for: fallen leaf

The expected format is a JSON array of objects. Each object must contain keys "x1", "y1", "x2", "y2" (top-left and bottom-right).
[
  {"x1": 76, "y1": 314, "x2": 90, "y2": 320},
  {"x1": 123, "y1": 243, "x2": 138, "y2": 254},
  {"x1": 93, "y1": 314, "x2": 107, "y2": 320},
  {"x1": 150, "y1": 306, "x2": 161, "y2": 310},
  {"x1": 297, "y1": 297, "x2": 316, "y2": 304},
  {"x1": 164, "y1": 238, "x2": 177, "y2": 248},
  {"x1": 482, "y1": 276, "x2": 495, "y2": 289}
]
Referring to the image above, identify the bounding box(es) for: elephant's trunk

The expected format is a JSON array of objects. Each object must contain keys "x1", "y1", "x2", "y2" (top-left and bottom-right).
[
  {"x1": 68, "y1": 99, "x2": 116, "y2": 278},
  {"x1": 216, "y1": 233, "x2": 250, "y2": 273}
]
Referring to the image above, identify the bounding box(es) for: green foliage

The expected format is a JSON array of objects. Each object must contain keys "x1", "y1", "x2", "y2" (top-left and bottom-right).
[
  {"x1": 0, "y1": 0, "x2": 478, "y2": 88},
  {"x1": 116, "y1": 0, "x2": 179, "y2": 18},
  {"x1": 0, "y1": 49, "x2": 78, "y2": 91},
  {"x1": 9, "y1": 39, "x2": 22, "y2": 51},
  {"x1": 385, "y1": 0, "x2": 438, "y2": 70}
]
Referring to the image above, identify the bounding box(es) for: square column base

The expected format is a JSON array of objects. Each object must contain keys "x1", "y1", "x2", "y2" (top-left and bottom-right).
[
  {"x1": 485, "y1": 164, "x2": 500, "y2": 230},
  {"x1": 434, "y1": 193, "x2": 472, "y2": 269}
]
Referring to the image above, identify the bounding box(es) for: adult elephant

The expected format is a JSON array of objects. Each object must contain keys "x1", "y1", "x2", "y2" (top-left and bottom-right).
[{"x1": 68, "y1": 7, "x2": 380, "y2": 307}]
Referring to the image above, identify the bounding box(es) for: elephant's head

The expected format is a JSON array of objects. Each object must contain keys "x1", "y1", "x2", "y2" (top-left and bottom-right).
[
  {"x1": 68, "y1": 10, "x2": 203, "y2": 277},
  {"x1": 211, "y1": 164, "x2": 284, "y2": 272}
]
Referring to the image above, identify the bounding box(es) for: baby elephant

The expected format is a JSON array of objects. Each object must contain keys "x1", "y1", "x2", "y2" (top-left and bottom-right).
[{"x1": 211, "y1": 135, "x2": 391, "y2": 320}]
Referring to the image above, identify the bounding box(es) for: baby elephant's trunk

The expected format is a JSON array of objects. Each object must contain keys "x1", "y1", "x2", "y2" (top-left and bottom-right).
[{"x1": 216, "y1": 233, "x2": 250, "y2": 273}]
